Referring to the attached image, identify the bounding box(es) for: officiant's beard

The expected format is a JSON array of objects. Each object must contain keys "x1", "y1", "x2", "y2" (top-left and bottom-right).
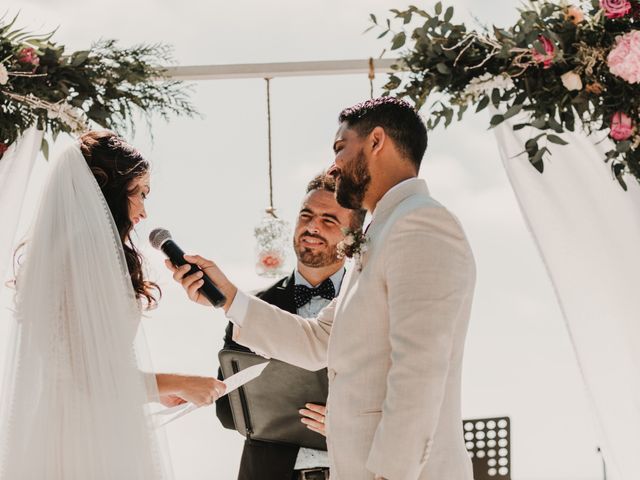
[
  {"x1": 294, "y1": 234, "x2": 340, "y2": 268},
  {"x1": 335, "y1": 149, "x2": 371, "y2": 210}
]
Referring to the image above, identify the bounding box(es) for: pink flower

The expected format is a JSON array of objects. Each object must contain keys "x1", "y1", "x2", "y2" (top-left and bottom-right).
[
  {"x1": 531, "y1": 36, "x2": 555, "y2": 69},
  {"x1": 608, "y1": 31, "x2": 640, "y2": 84},
  {"x1": 16, "y1": 47, "x2": 40, "y2": 66},
  {"x1": 565, "y1": 6, "x2": 585, "y2": 24},
  {"x1": 600, "y1": 0, "x2": 632, "y2": 18},
  {"x1": 258, "y1": 251, "x2": 283, "y2": 269},
  {"x1": 610, "y1": 112, "x2": 634, "y2": 141}
]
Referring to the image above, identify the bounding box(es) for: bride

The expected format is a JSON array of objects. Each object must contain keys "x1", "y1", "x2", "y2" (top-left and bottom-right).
[{"x1": 0, "y1": 131, "x2": 224, "y2": 479}]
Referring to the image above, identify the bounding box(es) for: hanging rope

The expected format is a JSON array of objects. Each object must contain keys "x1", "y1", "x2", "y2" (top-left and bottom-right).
[
  {"x1": 368, "y1": 57, "x2": 375, "y2": 99},
  {"x1": 264, "y1": 77, "x2": 277, "y2": 218}
]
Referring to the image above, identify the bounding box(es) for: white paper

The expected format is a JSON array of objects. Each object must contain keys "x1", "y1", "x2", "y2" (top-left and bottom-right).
[
  {"x1": 153, "y1": 361, "x2": 270, "y2": 428},
  {"x1": 222, "y1": 361, "x2": 269, "y2": 395}
]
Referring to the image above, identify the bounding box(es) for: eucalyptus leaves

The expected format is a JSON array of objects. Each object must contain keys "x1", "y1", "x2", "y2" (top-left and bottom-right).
[{"x1": 374, "y1": 0, "x2": 640, "y2": 189}]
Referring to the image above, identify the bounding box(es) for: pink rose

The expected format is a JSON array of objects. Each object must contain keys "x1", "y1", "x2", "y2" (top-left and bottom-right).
[
  {"x1": 16, "y1": 47, "x2": 40, "y2": 66},
  {"x1": 531, "y1": 36, "x2": 555, "y2": 69},
  {"x1": 608, "y1": 31, "x2": 640, "y2": 84},
  {"x1": 600, "y1": 0, "x2": 632, "y2": 18},
  {"x1": 610, "y1": 112, "x2": 634, "y2": 141},
  {"x1": 258, "y1": 251, "x2": 283, "y2": 269}
]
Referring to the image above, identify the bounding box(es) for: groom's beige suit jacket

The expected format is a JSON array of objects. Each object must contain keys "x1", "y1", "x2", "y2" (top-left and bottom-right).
[{"x1": 232, "y1": 178, "x2": 475, "y2": 480}]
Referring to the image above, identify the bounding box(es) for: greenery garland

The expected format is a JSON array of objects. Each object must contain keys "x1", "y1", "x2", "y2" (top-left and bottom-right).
[
  {"x1": 373, "y1": 0, "x2": 640, "y2": 189},
  {"x1": 0, "y1": 14, "x2": 197, "y2": 160}
]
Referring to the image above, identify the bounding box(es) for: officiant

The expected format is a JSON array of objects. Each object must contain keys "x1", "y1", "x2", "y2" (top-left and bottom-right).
[{"x1": 215, "y1": 173, "x2": 365, "y2": 480}]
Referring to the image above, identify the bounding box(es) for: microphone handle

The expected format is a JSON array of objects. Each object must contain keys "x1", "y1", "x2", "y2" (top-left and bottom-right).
[{"x1": 161, "y1": 240, "x2": 227, "y2": 308}]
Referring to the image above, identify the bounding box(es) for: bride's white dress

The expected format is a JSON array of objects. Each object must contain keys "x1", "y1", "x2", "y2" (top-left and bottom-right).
[{"x1": 0, "y1": 144, "x2": 173, "y2": 479}]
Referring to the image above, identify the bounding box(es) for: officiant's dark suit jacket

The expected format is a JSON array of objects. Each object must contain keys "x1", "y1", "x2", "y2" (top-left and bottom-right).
[{"x1": 216, "y1": 272, "x2": 327, "y2": 480}]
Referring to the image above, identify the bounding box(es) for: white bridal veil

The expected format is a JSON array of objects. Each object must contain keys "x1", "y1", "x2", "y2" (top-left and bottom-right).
[{"x1": 0, "y1": 143, "x2": 173, "y2": 479}]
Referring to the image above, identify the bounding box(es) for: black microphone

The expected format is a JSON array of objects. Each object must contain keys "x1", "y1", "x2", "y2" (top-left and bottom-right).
[{"x1": 149, "y1": 228, "x2": 227, "y2": 308}]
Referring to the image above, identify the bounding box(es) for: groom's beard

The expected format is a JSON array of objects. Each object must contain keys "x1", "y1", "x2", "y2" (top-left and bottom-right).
[{"x1": 335, "y1": 149, "x2": 371, "y2": 210}]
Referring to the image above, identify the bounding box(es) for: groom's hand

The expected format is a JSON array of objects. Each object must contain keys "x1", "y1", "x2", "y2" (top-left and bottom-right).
[{"x1": 165, "y1": 254, "x2": 237, "y2": 312}]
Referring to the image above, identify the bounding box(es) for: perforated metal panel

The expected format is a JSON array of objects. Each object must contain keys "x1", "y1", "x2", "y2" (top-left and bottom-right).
[{"x1": 463, "y1": 417, "x2": 511, "y2": 480}]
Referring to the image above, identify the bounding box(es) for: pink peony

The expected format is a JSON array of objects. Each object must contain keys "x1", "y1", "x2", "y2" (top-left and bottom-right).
[
  {"x1": 608, "y1": 31, "x2": 640, "y2": 84},
  {"x1": 16, "y1": 47, "x2": 40, "y2": 66},
  {"x1": 610, "y1": 112, "x2": 634, "y2": 141},
  {"x1": 600, "y1": 0, "x2": 632, "y2": 18},
  {"x1": 531, "y1": 36, "x2": 555, "y2": 69}
]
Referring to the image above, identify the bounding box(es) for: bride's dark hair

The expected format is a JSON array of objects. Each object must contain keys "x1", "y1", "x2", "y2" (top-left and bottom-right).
[{"x1": 79, "y1": 130, "x2": 160, "y2": 309}]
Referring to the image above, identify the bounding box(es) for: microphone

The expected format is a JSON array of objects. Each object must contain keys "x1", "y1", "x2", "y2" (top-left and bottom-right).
[{"x1": 149, "y1": 228, "x2": 227, "y2": 308}]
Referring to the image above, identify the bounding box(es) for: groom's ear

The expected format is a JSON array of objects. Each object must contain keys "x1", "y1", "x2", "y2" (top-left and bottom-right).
[{"x1": 369, "y1": 127, "x2": 386, "y2": 155}]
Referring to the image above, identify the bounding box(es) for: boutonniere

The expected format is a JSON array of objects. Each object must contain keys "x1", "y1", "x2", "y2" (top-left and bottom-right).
[{"x1": 337, "y1": 227, "x2": 369, "y2": 271}]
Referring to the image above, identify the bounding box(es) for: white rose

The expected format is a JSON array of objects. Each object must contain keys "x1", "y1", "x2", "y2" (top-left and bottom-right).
[
  {"x1": 561, "y1": 71, "x2": 583, "y2": 91},
  {"x1": 0, "y1": 63, "x2": 9, "y2": 85},
  {"x1": 343, "y1": 234, "x2": 355, "y2": 246}
]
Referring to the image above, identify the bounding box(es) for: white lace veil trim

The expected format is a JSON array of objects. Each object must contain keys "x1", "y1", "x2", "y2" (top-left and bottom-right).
[{"x1": 0, "y1": 142, "x2": 173, "y2": 479}]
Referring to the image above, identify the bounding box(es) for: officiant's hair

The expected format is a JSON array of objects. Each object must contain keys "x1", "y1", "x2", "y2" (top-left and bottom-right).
[
  {"x1": 79, "y1": 130, "x2": 160, "y2": 309},
  {"x1": 306, "y1": 173, "x2": 366, "y2": 230},
  {"x1": 339, "y1": 97, "x2": 427, "y2": 170}
]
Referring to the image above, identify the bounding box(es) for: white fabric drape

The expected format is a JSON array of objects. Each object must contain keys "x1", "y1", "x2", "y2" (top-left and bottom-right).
[
  {"x1": 0, "y1": 127, "x2": 43, "y2": 281},
  {"x1": 494, "y1": 119, "x2": 640, "y2": 480}
]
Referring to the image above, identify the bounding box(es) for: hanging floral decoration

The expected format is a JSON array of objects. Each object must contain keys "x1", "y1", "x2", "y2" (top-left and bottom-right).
[
  {"x1": 371, "y1": 0, "x2": 640, "y2": 189},
  {"x1": 0, "y1": 14, "x2": 197, "y2": 160},
  {"x1": 254, "y1": 209, "x2": 290, "y2": 278},
  {"x1": 254, "y1": 78, "x2": 290, "y2": 278}
]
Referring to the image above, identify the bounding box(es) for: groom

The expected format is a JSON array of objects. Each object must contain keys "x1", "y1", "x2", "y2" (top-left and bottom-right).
[{"x1": 169, "y1": 97, "x2": 476, "y2": 480}]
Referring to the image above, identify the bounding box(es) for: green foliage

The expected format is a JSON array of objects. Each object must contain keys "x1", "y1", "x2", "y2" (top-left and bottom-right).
[
  {"x1": 372, "y1": 0, "x2": 640, "y2": 188},
  {"x1": 0, "y1": 14, "x2": 197, "y2": 156}
]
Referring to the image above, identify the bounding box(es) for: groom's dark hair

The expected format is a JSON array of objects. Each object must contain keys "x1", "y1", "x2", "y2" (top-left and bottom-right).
[{"x1": 339, "y1": 97, "x2": 428, "y2": 171}]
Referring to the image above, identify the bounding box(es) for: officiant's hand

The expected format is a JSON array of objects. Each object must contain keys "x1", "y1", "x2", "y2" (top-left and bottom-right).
[
  {"x1": 165, "y1": 254, "x2": 237, "y2": 311},
  {"x1": 300, "y1": 403, "x2": 326, "y2": 437}
]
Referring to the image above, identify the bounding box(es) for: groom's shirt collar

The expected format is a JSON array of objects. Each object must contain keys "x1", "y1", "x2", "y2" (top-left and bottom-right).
[{"x1": 369, "y1": 177, "x2": 429, "y2": 228}]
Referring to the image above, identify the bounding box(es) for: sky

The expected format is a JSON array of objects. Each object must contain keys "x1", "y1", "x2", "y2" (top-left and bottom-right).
[{"x1": 0, "y1": 1, "x2": 605, "y2": 479}]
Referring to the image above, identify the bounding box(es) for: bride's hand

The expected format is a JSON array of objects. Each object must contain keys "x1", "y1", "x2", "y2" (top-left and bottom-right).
[
  {"x1": 156, "y1": 374, "x2": 226, "y2": 407},
  {"x1": 165, "y1": 254, "x2": 237, "y2": 312},
  {"x1": 175, "y1": 375, "x2": 226, "y2": 407},
  {"x1": 159, "y1": 395, "x2": 187, "y2": 408}
]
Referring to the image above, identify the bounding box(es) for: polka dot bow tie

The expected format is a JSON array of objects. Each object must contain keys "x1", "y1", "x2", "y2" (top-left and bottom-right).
[{"x1": 293, "y1": 279, "x2": 336, "y2": 309}]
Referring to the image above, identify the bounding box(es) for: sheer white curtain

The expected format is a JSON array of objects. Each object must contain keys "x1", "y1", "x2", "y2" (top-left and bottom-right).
[
  {"x1": 494, "y1": 118, "x2": 640, "y2": 480},
  {"x1": 0, "y1": 127, "x2": 43, "y2": 281}
]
